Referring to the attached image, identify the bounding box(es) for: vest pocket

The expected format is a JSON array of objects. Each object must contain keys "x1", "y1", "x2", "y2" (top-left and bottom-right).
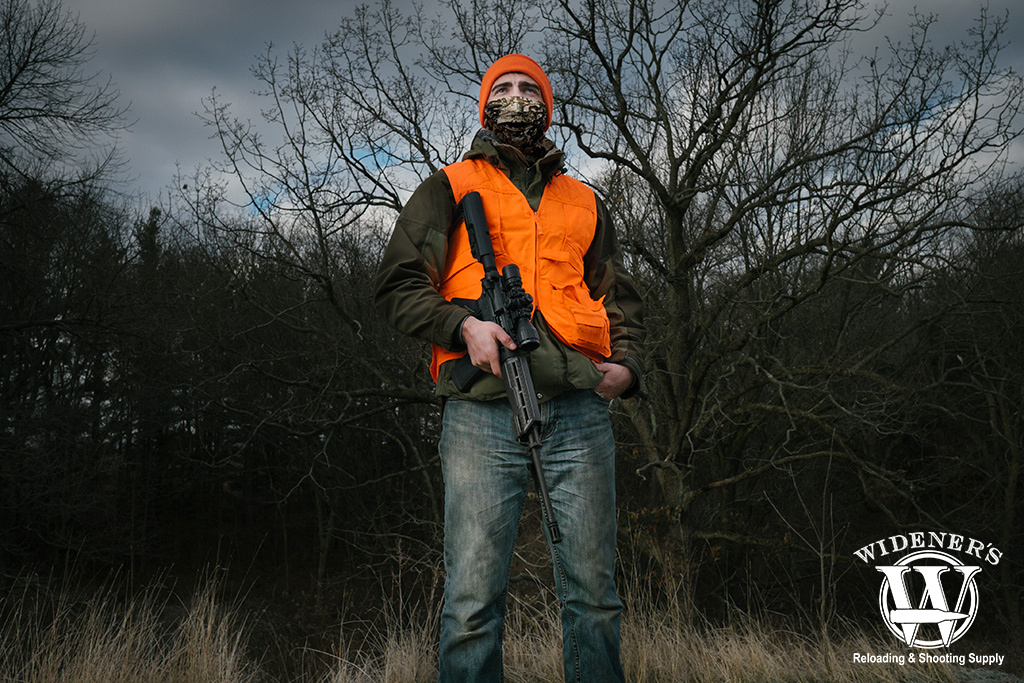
[
  {"x1": 539, "y1": 253, "x2": 611, "y2": 359},
  {"x1": 560, "y1": 285, "x2": 611, "y2": 358}
]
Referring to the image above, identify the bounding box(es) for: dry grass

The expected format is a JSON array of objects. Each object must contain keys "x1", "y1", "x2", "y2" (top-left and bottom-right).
[
  {"x1": 0, "y1": 579, "x2": 260, "y2": 683},
  {"x1": 621, "y1": 606, "x2": 953, "y2": 683},
  {"x1": 0, "y1": 577, "x2": 977, "y2": 683},
  {"x1": 317, "y1": 617, "x2": 437, "y2": 683}
]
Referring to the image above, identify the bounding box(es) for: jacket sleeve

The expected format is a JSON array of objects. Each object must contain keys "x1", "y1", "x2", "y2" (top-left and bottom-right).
[
  {"x1": 373, "y1": 171, "x2": 470, "y2": 349},
  {"x1": 584, "y1": 194, "x2": 646, "y2": 397}
]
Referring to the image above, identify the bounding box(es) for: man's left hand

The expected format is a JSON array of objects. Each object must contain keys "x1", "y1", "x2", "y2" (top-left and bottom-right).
[{"x1": 592, "y1": 362, "x2": 634, "y2": 400}]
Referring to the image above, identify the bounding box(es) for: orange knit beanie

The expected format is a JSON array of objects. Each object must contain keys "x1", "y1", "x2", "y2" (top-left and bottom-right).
[{"x1": 478, "y1": 54, "x2": 553, "y2": 130}]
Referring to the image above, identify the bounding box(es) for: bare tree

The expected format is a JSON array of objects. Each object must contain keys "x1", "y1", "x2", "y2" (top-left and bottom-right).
[
  {"x1": 186, "y1": 0, "x2": 1024, "y2": 623},
  {"x1": 0, "y1": 179, "x2": 139, "y2": 566},
  {"x1": 0, "y1": 0, "x2": 128, "y2": 188},
  {"x1": 396, "y1": 0, "x2": 1023, "y2": 620},
  {"x1": 170, "y1": 8, "x2": 461, "y2": 583},
  {"x1": 0, "y1": 0, "x2": 134, "y2": 569},
  {"x1": 910, "y1": 191, "x2": 1024, "y2": 632}
]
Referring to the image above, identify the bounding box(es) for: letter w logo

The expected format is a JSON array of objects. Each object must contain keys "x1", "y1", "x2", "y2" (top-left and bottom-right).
[{"x1": 876, "y1": 551, "x2": 981, "y2": 648}]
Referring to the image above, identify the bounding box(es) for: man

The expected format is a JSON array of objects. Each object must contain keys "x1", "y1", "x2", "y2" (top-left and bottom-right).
[{"x1": 374, "y1": 54, "x2": 644, "y2": 683}]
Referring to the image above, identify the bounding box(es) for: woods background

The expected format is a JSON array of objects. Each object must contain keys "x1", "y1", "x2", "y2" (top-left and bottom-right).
[{"x1": 2, "y1": 0, "x2": 1023, "y2": 669}]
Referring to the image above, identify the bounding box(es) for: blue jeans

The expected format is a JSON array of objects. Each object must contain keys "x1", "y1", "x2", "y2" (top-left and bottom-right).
[{"x1": 437, "y1": 389, "x2": 625, "y2": 683}]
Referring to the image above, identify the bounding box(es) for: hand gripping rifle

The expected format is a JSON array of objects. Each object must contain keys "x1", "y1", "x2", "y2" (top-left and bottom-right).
[{"x1": 449, "y1": 191, "x2": 562, "y2": 544}]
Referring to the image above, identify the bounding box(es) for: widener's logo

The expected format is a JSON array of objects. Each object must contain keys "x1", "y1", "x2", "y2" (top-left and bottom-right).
[
  {"x1": 875, "y1": 550, "x2": 979, "y2": 648},
  {"x1": 855, "y1": 532, "x2": 1002, "y2": 654}
]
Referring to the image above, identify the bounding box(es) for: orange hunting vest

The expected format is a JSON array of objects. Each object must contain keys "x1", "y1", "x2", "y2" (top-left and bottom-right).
[{"x1": 430, "y1": 159, "x2": 612, "y2": 381}]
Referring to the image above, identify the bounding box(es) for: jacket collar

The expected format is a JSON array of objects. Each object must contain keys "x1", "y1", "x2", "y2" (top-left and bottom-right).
[{"x1": 463, "y1": 129, "x2": 565, "y2": 183}]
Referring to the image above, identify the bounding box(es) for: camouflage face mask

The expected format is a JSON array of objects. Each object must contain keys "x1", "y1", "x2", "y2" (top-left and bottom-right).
[{"x1": 483, "y1": 96, "x2": 548, "y2": 150}]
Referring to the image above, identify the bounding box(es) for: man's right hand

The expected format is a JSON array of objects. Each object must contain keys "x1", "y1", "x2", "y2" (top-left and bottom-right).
[{"x1": 461, "y1": 316, "x2": 516, "y2": 378}]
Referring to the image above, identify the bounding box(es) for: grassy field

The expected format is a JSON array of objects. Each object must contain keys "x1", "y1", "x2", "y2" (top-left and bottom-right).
[{"x1": 0, "y1": 576, "x2": 1010, "y2": 683}]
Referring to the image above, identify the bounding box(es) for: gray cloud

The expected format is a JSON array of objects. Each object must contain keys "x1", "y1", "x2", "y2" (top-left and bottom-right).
[
  {"x1": 66, "y1": 0, "x2": 344, "y2": 201},
  {"x1": 62, "y1": 0, "x2": 1023, "y2": 203}
]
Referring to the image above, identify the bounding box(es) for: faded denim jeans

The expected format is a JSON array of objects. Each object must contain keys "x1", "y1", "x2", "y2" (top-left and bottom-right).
[{"x1": 437, "y1": 389, "x2": 625, "y2": 683}]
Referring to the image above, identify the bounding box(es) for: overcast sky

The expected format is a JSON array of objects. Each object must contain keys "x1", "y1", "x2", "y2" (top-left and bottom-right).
[{"x1": 62, "y1": 0, "x2": 1024, "y2": 204}]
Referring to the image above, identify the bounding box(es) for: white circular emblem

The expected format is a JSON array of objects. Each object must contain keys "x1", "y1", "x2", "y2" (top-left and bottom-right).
[{"x1": 876, "y1": 550, "x2": 980, "y2": 649}]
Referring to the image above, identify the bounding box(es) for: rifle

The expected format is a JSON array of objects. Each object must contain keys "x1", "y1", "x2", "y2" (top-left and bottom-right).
[{"x1": 449, "y1": 191, "x2": 562, "y2": 544}]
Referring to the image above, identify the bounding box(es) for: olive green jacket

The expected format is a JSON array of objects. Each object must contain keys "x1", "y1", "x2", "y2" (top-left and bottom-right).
[{"x1": 374, "y1": 130, "x2": 644, "y2": 402}]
